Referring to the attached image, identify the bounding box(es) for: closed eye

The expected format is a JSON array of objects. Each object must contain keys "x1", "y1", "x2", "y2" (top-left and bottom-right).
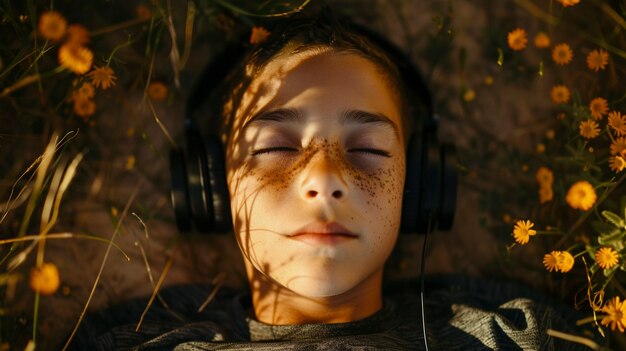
[
  {"x1": 348, "y1": 148, "x2": 391, "y2": 157},
  {"x1": 251, "y1": 147, "x2": 299, "y2": 156}
]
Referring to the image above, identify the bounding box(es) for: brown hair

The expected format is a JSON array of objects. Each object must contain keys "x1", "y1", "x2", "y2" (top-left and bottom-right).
[{"x1": 217, "y1": 8, "x2": 411, "y2": 143}]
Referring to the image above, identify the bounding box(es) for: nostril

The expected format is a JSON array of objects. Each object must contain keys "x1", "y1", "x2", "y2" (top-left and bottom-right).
[
  {"x1": 307, "y1": 190, "x2": 318, "y2": 198},
  {"x1": 332, "y1": 190, "x2": 343, "y2": 199}
]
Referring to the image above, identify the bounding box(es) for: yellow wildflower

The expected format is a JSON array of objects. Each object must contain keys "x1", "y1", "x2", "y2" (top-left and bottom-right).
[
  {"x1": 88, "y1": 66, "x2": 117, "y2": 89},
  {"x1": 596, "y1": 247, "x2": 620, "y2": 270},
  {"x1": 539, "y1": 185, "x2": 553, "y2": 204},
  {"x1": 608, "y1": 111, "x2": 626, "y2": 136},
  {"x1": 507, "y1": 28, "x2": 528, "y2": 51},
  {"x1": 38, "y1": 10, "x2": 67, "y2": 41},
  {"x1": 587, "y1": 49, "x2": 609, "y2": 72},
  {"x1": 30, "y1": 262, "x2": 60, "y2": 295},
  {"x1": 609, "y1": 156, "x2": 626, "y2": 173},
  {"x1": 610, "y1": 137, "x2": 626, "y2": 155},
  {"x1": 125, "y1": 156, "x2": 136, "y2": 170},
  {"x1": 67, "y1": 24, "x2": 90, "y2": 46},
  {"x1": 601, "y1": 297, "x2": 626, "y2": 332},
  {"x1": 543, "y1": 251, "x2": 561, "y2": 272},
  {"x1": 544, "y1": 251, "x2": 575, "y2": 273},
  {"x1": 552, "y1": 43, "x2": 573, "y2": 65},
  {"x1": 534, "y1": 32, "x2": 550, "y2": 49},
  {"x1": 579, "y1": 120, "x2": 600, "y2": 139},
  {"x1": 556, "y1": 0, "x2": 581, "y2": 7},
  {"x1": 589, "y1": 97, "x2": 609, "y2": 120},
  {"x1": 559, "y1": 251, "x2": 575, "y2": 272},
  {"x1": 565, "y1": 181, "x2": 596, "y2": 211},
  {"x1": 147, "y1": 81, "x2": 168, "y2": 101},
  {"x1": 463, "y1": 89, "x2": 475, "y2": 102},
  {"x1": 545, "y1": 129, "x2": 555, "y2": 139},
  {"x1": 483, "y1": 76, "x2": 494, "y2": 85},
  {"x1": 513, "y1": 220, "x2": 536, "y2": 245},
  {"x1": 535, "y1": 166, "x2": 554, "y2": 186},
  {"x1": 536, "y1": 143, "x2": 546, "y2": 153},
  {"x1": 58, "y1": 44, "x2": 93, "y2": 74},
  {"x1": 250, "y1": 26, "x2": 271, "y2": 45},
  {"x1": 74, "y1": 98, "x2": 96, "y2": 118},
  {"x1": 550, "y1": 85, "x2": 570, "y2": 105},
  {"x1": 73, "y1": 82, "x2": 95, "y2": 100}
]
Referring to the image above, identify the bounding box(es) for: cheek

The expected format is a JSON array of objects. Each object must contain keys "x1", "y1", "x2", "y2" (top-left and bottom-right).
[{"x1": 350, "y1": 153, "x2": 406, "y2": 229}]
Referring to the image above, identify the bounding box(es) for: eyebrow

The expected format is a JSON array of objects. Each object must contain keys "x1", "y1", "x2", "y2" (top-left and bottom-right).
[
  {"x1": 340, "y1": 109, "x2": 400, "y2": 139},
  {"x1": 242, "y1": 108, "x2": 303, "y2": 132},
  {"x1": 242, "y1": 108, "x2": 400, "y2": 139}
]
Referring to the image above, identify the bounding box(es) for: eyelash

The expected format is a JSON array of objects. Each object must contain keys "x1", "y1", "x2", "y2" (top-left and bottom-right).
[
  {"x1": 251, "y1": 147, "x2": 391, "y2": 157},
  {"x1": 251, "y1": 147, "x2": 298, "y2": 156},
  {"x1": 349, "y1": 148, "x2": 391, "y2": 157}
]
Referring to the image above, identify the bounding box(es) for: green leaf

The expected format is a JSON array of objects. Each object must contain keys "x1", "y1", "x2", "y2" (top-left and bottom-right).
[
  {"x1": 592, "y1": 220, "x2": 616, "y2": 236},
  {"x1": 603, "y1": 266, "x2": 618, "y2": 278},
  {"x1": 598, "y1": 230, "x2": 625, "y2": 245},
  {"x1": 602, "y1": 210, "x2": 625, "y2": 228}
]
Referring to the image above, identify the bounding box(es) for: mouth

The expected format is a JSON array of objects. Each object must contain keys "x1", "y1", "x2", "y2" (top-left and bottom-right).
[{"x1": 289, "y1": 221, "x2": 358, "y2": 245}]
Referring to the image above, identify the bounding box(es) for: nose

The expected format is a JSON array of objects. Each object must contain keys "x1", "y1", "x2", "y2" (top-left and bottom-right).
[{"x1": 299, "y1": 151, "x2": 348, "y2": 201}]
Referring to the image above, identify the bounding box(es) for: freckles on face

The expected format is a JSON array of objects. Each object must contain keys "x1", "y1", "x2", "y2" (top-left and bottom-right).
[{"x1": 239, "y1": 138, "x2": 403, "y2": 196}]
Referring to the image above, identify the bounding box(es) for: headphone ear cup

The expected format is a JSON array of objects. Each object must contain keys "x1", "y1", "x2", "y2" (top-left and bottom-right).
[
  {"x1": 169, "y1": 132, "x2": 232, "y2": 234},
  {"x1": 203, "y1": 136, "x2": 232, "y2": 233},
  {"x1": 401, "y1": 132, "x2": 423, "y2": 233},
  {"x1": 169, "y1": 148, "x2": 192, "y2": 232},
  {"x1": 402, "y1": 131, "x2": 457, "y2": 233},
  {"x1": 418, "y1": 134, "x2": 443, "y2": 232},
  {"x1": 438, "y1": 143, "x2": 457, "y2": 231},
  {"x1": 184, "y1": 130, "x2": 214, "y2": 232}
]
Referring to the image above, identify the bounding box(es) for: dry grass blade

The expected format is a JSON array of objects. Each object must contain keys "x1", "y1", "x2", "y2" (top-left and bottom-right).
[
  {"x1": 130, "y1": 212, "x2": 172, "y2": 311},
  {"x1": 178, "y1": 1, "x2": 196, "y2": 70},
  {"x1": 39, "y1": 153, "x2": 84, "y2": 236},
  {"x1": 197, "y1": 272, "x2": 227, "y2": 313},
  {"x1": 0, "y1": 130, "x2": 78, "y2": 226},
  {"x1": 35, "y1": 153, "x2": 84, "y2": 269},
  {"x1": 17, "y1": 134, "x2": 57, "y2": 238},
  {"x1": 546, "y1": 329, "x2": 601, "y2": 350},
  {"x1": 62, "y1": 181, "x2": 142, "y2": 351},
  {"x1": 39, "y1": 157, "x2": 69, "y2": 233},
  {"x1": 147, "y1": 97, "x2": 177, "y2": 149},
  {"x1": 0, "y1": 185, "x2": 32, "y2": 226},
  {"x1": 135, "y1": 254, "x2": 174, "y2": 332},
  {"x1": 165, "y1": 0, "x2": 181, "y2": 88},
  {"x1": 0, "y1": 74, "x2": 40, "y2": 98},
  {"x1": 0, "y1": 233, "x2": 129, "y2": 260}
]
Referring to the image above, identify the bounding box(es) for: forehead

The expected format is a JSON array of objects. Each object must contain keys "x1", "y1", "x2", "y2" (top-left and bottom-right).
[{"x1": 232, "y1": 50, "x2": 403, "y2": 135}]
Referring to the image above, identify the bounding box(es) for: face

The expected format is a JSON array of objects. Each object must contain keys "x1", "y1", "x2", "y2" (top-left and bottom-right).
[{"x1": 226, "y1": 51, "x2": 406, "y2": 298}]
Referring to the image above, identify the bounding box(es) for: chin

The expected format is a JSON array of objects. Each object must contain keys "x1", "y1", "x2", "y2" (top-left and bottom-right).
[
  {"x1": 286, "y1": 277, "x2": 353, "y2": 298},
  {"x1": 280, "y1": 268, "x2": 366, "y2": 298}
]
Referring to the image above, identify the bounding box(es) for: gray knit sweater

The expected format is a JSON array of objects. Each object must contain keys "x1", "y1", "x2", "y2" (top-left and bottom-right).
[{"x1": 70, "y1": 276, "x2": 596, "y2": 350}]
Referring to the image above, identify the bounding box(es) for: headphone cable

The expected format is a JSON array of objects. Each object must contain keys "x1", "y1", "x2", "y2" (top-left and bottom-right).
[{"x1": 419, "y1": 216, "x2": 432, "y2": 351}]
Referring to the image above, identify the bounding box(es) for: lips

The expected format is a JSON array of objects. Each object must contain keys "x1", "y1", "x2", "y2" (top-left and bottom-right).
[{"x1": 289, "y1": 222, "x2": 358, "y2": 245}]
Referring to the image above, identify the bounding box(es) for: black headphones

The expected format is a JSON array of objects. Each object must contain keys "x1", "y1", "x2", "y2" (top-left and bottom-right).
[{"x1": 169, "y1": 23, "x2": 457, "y2": 235}]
